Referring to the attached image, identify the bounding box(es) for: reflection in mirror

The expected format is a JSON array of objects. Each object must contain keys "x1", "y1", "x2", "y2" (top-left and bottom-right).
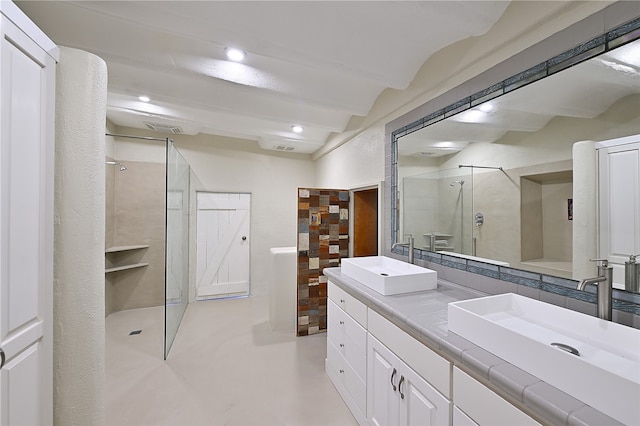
[
  {"x1": 399, "y1": 166, "x2": 473, "y2": 255},
  {"x1": 393, "y1": 19, "x2": 640, "y2": 293}
]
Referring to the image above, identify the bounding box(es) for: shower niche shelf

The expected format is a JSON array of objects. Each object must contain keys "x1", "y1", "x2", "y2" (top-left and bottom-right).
[
  {"x1": 105, "y1": 244, "x2": 149, "y2": 253},
  {"x1": 105, "y1": 263, "x2": 149, "y2": 274},
  {"x1": 105, "y1": 244, "x2": 149, "y2": 274},
  {"x1": 422, "y1": 233, "x2": 455, "y2": 251}
]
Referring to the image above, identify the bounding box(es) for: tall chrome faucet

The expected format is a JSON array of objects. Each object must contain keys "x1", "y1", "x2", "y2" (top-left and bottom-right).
[
  {"x1": 577, "y1": 259, "x2": 613, "y2": 321},
  {"x1": 392, "y1": 234, "x2": 415, "y2": 264},
  {"x1": 408, "y1": 235, "x2": 414, "y2": 264}
]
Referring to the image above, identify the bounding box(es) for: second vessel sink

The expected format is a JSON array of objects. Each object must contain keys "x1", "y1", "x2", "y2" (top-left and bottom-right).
[
  {"x1": 448, "y1": 293, "x2": 640, "y2": 425},
  {"x1": 340, "y1": 256, "x2": 437, "y2": 295}
]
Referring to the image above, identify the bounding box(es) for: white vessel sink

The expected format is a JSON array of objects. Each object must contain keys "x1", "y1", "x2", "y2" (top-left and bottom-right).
[
  {"x1": 341, "y1": 256, "x2": 437, "y2": 295},
  {"x1": 448, "y1": 293, "x2": 640, "y2": 425}
]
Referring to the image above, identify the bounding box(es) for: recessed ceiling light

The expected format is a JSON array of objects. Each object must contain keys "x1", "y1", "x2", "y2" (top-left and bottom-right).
[
  {"x1": 478, "y1": 102, "x2": 494, "y2": 113},
  {"x1": 455, "y1": 110, "x2": 487, "y2": 123},
  {"x1": 291, "y1": 125, "x2": 303, "y2": 133},
  {"x1": 226, "y1": 47, "x2": 246, "y2": 62},
  {"x1": 138, "y1": 95, "x2": 150, "y2": 102}
]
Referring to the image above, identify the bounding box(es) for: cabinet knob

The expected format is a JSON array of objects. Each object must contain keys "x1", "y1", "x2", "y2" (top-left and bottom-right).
[
  {"x1": 339, "y1": 343, "x2": 344, "y2": 348},
  {"x1": 339, "y1": 369, "x2": 344, "y2": 374},
  {"x1": 390, "y1": 368, "x2": 397, "y2": 391},
  {"x1": 339, "y1": 320, "x2": 344, "y2": 325},
  {"x1": 340, "y1": 299, "x2": 345, "y2": 303}
]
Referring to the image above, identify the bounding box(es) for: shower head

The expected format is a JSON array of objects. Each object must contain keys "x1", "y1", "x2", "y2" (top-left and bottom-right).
[
  {"x1": 106, "y1": 161, "x2": 127, "y2": 171},
  {"x1": 450, "y1": 180, "x2": 465, "y2": 186}
]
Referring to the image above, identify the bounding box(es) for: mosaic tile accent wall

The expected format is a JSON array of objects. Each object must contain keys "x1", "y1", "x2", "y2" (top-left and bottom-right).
[{"x1": 297, "y1": 188, "x2": 349, "y2": 336}]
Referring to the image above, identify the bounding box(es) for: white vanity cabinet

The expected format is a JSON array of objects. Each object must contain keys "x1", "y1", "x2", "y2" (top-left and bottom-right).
[
  {"x1": 326, "y1": 280, "x2": 544, "y2": 426},
  {"x1": 368, "y1": 335, "x2": 449, "y2": 426},
  {"x1": 453, "y1": 367, "x2": 540, "y2": 426},
  {"x1": 326, "y1": 281, "x2": 368, "y2": 425}
]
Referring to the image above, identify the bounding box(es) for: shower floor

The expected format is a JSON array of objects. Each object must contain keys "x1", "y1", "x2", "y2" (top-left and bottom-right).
[{"x1": 105, "y1": 295, "x2": 357, "y2": 426}]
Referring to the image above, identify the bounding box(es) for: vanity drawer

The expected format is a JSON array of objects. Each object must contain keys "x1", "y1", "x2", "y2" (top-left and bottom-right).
[
  {"x1": 327, "y1": 338, "x2": 367, "y2": 414},
  {"x1": 328, "y1": 300, "x2": 367, "y2": 348},
  {"x1": 328, "y1": 299, "x2": 367, "y2": 380},
  {"x1": 328, "y1": 280, "x2": 367, "y2": 328}
]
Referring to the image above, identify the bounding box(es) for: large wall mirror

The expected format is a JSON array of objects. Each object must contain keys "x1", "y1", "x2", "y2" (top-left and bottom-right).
[{"x1": 391, "y1": 14, "x2": 640, "y2": 294}]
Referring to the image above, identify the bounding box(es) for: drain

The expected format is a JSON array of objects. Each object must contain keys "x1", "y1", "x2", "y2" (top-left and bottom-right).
[
  {"x1": 129, "y1": 330, "x2": 142, "y2": 336},
  {"x1": 551, "y1": 342, "x2": 579, "y2": 356}
]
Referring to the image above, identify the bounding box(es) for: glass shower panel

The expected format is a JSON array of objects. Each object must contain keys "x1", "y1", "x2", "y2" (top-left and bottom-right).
[
  {"x1": 401, "y1": 167, "x2": 473, "y2": 254},
  {"x1": 164, "y1": 141, "x2": 190, "y2": 359}
]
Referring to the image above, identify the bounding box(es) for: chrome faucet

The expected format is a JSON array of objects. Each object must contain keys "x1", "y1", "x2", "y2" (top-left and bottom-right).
[
  {"x1": 577, "y1": 259, "x2": 613, "y2": 321},
  {"x1": 392, "y1": 234, "x2": 415, "y2": 264},
  {"x1": 408, "y1": 235, "x2": 414, "y2": 264},
  {"x1": 625, "y1": 254, "x2": 640, "y2": 293}
]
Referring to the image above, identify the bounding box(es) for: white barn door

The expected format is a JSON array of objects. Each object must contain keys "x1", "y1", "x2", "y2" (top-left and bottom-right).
[
  {"x1": 196, "y1": 192, "x2": 250, "y2": 299},
  {"x1": 598, "y1": 136, "x2": 640, "y2": 289},
  {"x1": 0, "y1": 6, "x2": 56, "y2": 425}
]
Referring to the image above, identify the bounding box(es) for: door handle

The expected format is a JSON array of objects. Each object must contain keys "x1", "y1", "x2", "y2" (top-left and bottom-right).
[
  {"x1": 0, "y1": 349, "x2": 5, "y2": 369},
  {"x1": 398, "y1": 375, "x2": 405, "y2": 399},
  {"x1": 390, "y1": 368, "x2": 397, "y2": 391}
]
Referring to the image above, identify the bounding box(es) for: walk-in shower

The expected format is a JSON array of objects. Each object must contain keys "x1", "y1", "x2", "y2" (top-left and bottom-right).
[{"x1": 105, "y1": 133, "x2": 190, "y2": 360}]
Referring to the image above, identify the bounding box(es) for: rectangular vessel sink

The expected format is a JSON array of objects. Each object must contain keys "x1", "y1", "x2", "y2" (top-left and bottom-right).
[
  {"x1": 341, "y1": 256, "x2": 437, "y2": 295},
  {"x1": 448, "y1": 293, "x2": 640, "y2": 425}
]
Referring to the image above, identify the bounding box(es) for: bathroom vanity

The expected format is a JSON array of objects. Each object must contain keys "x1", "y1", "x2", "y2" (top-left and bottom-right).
[{"x1": 324, "y1": 262, "x2": 636, "y2": 426}]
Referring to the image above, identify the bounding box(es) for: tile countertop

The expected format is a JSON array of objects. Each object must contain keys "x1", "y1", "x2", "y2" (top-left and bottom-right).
[{"x1": 323, "y1": 267, "x2": 623, "y2": 426}]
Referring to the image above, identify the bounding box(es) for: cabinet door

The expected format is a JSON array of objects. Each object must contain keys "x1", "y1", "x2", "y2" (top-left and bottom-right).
[
  {"x1": 398, "y1": 363, "x2": 450, "y2": 426},
  {"x1": 368, "y1": 335, "x2": 400, "y2": 426}
]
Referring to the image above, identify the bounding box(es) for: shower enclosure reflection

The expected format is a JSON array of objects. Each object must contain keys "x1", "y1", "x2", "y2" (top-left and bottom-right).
[{"x1": 399, "y1": 166, "x2": 473, "y2": 256}]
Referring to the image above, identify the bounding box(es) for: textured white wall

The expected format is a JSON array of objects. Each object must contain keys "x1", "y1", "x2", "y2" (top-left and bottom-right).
[
  {"x1": 573, "y1": 141, "x2": 598, "y2": 281},
  {"x1": 315, "y1": 125, "x2": 385, "y2": 189},
  {"x1": 54, "y1": 47, "x2": 107, "y2": 426}
]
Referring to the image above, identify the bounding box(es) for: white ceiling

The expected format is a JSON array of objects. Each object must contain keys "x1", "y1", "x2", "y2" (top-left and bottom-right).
[
  {"x1": 399, "y1": 39, "x2": 640, "y2": 157},
  {"x1": 16, "y1": 1, "x2": 510, "y2": 154}
]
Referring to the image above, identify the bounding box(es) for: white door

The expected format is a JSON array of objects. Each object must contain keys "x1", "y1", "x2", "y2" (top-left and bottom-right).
[
  {"x1": 598, "y1": 137, "x2": 640, "y2": 288},
  {"x1": 0, "y1": 8, "x2": 55, "y2": 426},
  {"x1": 196, "y1": 192, "x2": 250, "y2": 299}
]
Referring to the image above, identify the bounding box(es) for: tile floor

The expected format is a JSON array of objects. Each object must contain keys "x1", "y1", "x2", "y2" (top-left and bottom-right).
[{"x1": 105, "y1": 295, "x2": 358, "y2": 426}]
